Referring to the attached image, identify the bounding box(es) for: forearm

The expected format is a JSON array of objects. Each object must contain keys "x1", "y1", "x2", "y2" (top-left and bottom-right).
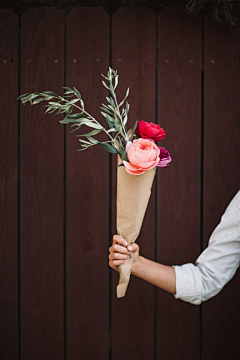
[{"x1": 131, "y1": 255, "x2": 176, "y2": 294}]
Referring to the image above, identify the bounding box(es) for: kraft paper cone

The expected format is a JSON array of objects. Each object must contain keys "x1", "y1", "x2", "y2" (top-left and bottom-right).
[{"x1": 116, "y1": 157, "x2": 155, "y2": 298}]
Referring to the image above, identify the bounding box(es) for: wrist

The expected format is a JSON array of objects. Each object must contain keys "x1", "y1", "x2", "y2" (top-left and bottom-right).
[{"x1": 131, "y1": 255, "x2": 143, "y2": 275}]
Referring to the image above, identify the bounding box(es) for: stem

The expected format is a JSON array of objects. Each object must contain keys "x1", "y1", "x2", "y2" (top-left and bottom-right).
[
  {"x1": 58, "y1": 96, "x2": 114, "y2": 141},
  {"x1": 109, "y1": 81, "x2": 127, "y2": 140}
]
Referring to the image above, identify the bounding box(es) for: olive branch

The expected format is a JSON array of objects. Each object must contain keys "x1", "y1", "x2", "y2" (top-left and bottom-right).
[{"x1": 19, "y1": 68, "x2": 138, "y2": 160}]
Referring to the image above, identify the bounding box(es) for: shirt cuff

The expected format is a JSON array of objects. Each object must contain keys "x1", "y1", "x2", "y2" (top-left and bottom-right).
[{"x1": 173, "y1": 263, "x2": 203, "y2": 305}]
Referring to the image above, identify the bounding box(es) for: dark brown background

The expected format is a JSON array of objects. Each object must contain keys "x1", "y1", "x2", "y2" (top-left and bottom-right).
[{"x1": 0, "y1": 4, "x2": 240, "y2": 360}]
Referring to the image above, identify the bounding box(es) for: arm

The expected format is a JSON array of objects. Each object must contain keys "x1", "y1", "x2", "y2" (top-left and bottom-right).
[
  {"x1": 109, "y1": 191, "x2": 240, "y2": 305},
  {"x1": 132, "y1": 255, "x2": 176, "y2": 294}
]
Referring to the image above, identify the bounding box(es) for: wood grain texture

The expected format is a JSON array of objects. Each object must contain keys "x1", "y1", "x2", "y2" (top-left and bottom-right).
[
  {"x1": 20, "y1": 8, "x2": 64, "y2": 360},
  {"x1": 66, "y1": 8, "x2": 110, "y2": 360},
  {"x1": 157, "y1": 7, "x2": 202, "y2": 359},
  {"x1": 111, "y1": 8, "x2": 156, "y2": 360},
  {"x1": 202, "y1": 13, "x2": 240, "y2": 360},
  {"x1": 0, "y1": 10, "x2": 19, "y2": 360}
]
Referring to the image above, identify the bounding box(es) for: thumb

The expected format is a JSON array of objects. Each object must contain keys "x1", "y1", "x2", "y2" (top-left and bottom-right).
[{"x1": 127, "y1": 243, "x2": 138, "y2": 252}]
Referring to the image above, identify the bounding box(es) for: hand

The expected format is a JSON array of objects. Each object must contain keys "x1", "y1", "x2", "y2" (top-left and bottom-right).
[{"x1": 109, "y1": 234, "x2": 140, "y2": 272}]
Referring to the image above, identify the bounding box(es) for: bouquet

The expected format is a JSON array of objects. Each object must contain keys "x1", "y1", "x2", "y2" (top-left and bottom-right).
[{"x1": 19, "y1": 68, "x2": 172, "y2": 297}]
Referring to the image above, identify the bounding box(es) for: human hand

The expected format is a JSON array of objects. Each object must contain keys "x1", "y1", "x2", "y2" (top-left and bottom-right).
[{"x1": 108, "y1": 234, "x2": 140, "y2": 272}]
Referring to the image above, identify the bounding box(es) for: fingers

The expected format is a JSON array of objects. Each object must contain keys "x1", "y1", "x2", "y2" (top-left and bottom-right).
[
  {"x1": 109, "y1": 251, "x2": 129, "y2": 261},
  {"x1": 109, "y1": 235, "x2": 139, "y2": 272},
  {"x1": 113, "y1": 235, "x2": 128, "y2": 247},
  {"x1": 113, "y1": 243, "x2": 129, "y2": 254},
  {"x1": 109, "y1": 235, "x2": 129, "y2": 271},
  {"x1": 108, "y1": 259, "x2": 125, "y2": 272}
]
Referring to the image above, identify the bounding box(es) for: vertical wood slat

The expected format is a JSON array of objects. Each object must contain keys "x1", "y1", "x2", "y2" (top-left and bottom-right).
[
  {"x1": 66, "y1": 8, "x2": 110, "y2": 360},
  {"x1": 111, "y1": 8, "x2": 156, "y2": 360},
  {"x1": 0, "y1": 10, "x2": 19, "y2": 360},
  {"x1": 203, "y1": 14, "x2": 240, "y2": 360},
  {"x1": 20, "y1": 8, "x2": 64, "y2": 360},
  {"x1": 157, "y1": 8, "x2": 202, "y2": 359}
]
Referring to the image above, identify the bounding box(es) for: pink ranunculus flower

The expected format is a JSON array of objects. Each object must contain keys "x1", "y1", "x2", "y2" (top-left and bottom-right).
[
  {"x1": 123, "y1": 138, "x2": 160, "y2": 175},
  {"x1": 157, "y1": 146, "x2": 172, "y2": 168}
]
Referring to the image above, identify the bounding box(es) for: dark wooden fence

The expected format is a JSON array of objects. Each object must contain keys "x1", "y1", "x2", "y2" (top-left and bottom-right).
[{"x1": 1, "y1": 6, "x2": 240, "y2": 360}]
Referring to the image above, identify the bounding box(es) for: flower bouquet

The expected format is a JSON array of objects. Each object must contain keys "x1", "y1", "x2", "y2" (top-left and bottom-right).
[{"x1": 19, "y1": 68, "x2": 171, "y2": 297}]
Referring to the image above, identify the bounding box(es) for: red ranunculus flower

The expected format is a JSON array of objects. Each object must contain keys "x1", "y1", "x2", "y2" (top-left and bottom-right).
[{"x1": 136, "y1": 120, "x2": 166, "y2": 142}]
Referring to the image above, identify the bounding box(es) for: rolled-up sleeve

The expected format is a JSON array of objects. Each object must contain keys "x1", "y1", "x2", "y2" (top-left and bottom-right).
[{"x1": 173, "y1": 191, "x2": 240, "y2": 305}]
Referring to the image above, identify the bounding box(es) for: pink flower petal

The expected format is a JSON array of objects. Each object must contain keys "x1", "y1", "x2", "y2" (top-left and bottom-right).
[
  {"x1": 137, "y1": 160, "x2": 157, "y2": 169},
  {"x1": 125, "y1": 167, "x2": 146, "y2": 175},
  {"x1": 123, "y1": 160, "x2": 143, "y2": 171}
]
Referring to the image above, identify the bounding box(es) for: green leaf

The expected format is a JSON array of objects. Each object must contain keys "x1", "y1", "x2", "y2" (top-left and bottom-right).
[
  {"x1": 98, "y1": 143, "x2": 118, "y2": 154},
  {"x1": 118, "y1": 136, "x2": 125, "y2": 151},
  {"x1": 78, "y1": 119, "x2": 103, "y2": 129},
  {"x1": 59, "y1": 119, "x2": 69, "y2": 124},
  {"x1": 18, "y1": 93, "x2": 30, "y2": 100},
  {"x1": 73, "y1": 87, "x2": 81, "y2": 98},
  {"x1": 77, "y1": 147, "x2": 89, "y2": 152},
  {"x1": 108, "y1": 68, "x2": 113, "y2": 81},
  {"x1": 119, "y1": 88, "x2": 130, "y2": 107},
  {"x1": 68, "y1": 99, "x2": 79, "y2": 105},
  {"x1": 76, "y1": 129, "x2": 102, "y2": 137},
  {"x1": 100, "y1": 107, "x2": 113, "y2": 116},
  {"x1": 101, "y1": 73, "x2": 108, "y2": 80},
  {"x1": 87, "y1": 136, "x2": 99, "y2": 144},
  {"x1": 102, "y1": 81, "x2": 110, "y2": 90},
  {"x1": 105, "y1": 115, "x2": 114, "y2": 129},
  {"x1": 113, "y1": 138, "x2": 120, "y2": 152},
  {"x1": 114, "y1": 75, "x2": 119, "y2": 90},
  {"x1": 78, "y1": 139, "x2": 92, "y2": 145},
  {"x1": 21, "y1": 94, "x2": 38, "y2": 104},
  {"x1": 80, "y1": 99, "x2": 84, "y2": 109},
  {"x1": 32, "y1": 98, "x2": 45, "y2": 104},
  {"x1": 63, "y1": 87, "x2": 73, "y2": 92},
  {"x1": 45, "y1": 107, "x2": 56, "y2": 114},
  {"x1": 117, "y1": 162, "x2": 124, "y2": 167},
  {"x1": 48, "y1": 101, "x2": 61, "y2": 107},
  {"x1": 132, "y1": 120, "x2": 138, "y2": 134},
  {"x1": 67, "y1": 113, "x2": 86, "y2": 119},
  {"x1": 125, "y1": 101, "x2": 130, "y2": 114},
  {"x1": 106, "y1": 97, "x2": 115, "y2": 107},
  {"x1": 107, "y1": 128, "x2": 117, "y2": 133},
  {"x1": 113, "y1": 119, "x2": 121, "y2": 132},
  {"x1": 43, "y1": 91, "x2": 57, "y2": 96},
  {"x1": 121, "y1": 151, "x2": 129, "y2": 161}
]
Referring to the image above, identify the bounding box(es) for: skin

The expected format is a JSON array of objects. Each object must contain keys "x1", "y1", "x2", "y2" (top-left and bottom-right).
[{"x1": 109, "y1": 235, "x2": 176, "y2": 295}]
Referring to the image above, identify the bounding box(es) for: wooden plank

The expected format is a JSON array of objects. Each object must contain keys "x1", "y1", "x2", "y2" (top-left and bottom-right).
[
  {"x1": 157, "y1": 7, "x2": 202, "y2": 359},
  {"x1": 66, "y1": 8, "x2": 110, "y2": 360},
  {"x1": 0, "y1": 10, "x2": 19, "y2": 360},
  {"x1": 202, "y1": 13, "x2": 240, "y2": 360},
  {"x1": 111, "y1": 8, "x2": 156, "y2": 360},
  {"x1": 20, "y1": 8, "x2": 64, "y2": 360}
]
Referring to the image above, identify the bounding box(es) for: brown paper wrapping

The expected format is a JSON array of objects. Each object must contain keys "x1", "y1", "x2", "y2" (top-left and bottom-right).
[{"x1": 116, "y1": 157, "x2": 156, "y2": 298}]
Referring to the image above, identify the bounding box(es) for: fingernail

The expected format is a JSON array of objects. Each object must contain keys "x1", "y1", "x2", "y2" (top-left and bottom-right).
[{"x1": 128, "y1": 246, "x2": 132, "y2": 251}]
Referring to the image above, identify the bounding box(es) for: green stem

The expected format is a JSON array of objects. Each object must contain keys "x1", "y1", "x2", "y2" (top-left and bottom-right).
[
  {"x1": 58, "y1": 96, "x2": 114, "y2": 141},
  {"x1": 108, "y1": 80, "x2": 128, "y2": 140}
]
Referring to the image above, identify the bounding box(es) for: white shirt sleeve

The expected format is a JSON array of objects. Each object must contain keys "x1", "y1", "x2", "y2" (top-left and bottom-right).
[{"x1": 173, "y1": 190, "x2": 240, "y2": 305}]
